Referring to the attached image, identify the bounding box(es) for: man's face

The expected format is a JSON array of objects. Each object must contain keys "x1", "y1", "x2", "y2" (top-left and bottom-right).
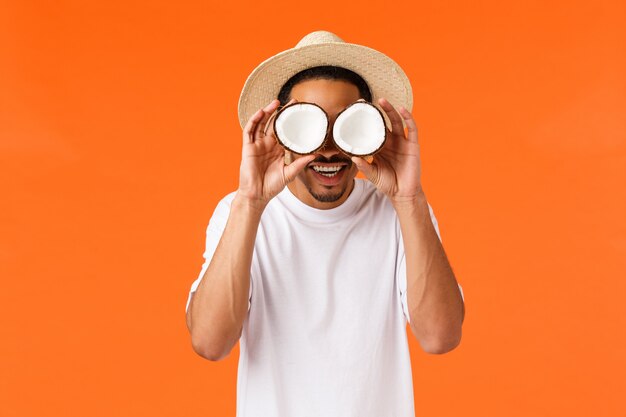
[{"x1": 285, "y1": 79, "x2": 362, "y2": 209}]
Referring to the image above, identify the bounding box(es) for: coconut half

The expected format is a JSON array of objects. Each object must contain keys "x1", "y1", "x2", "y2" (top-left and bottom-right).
[
  {"x1": 273, "y1": 102, "x2": 329, "y2": 154},
  {"x1": 333, "y1": 102, "x2": 387, "y2": 156}
]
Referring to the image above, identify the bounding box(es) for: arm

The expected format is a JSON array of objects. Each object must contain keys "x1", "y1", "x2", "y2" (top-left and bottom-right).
[
  {"x1": 351, "y1": 98, "x2": 464, "y2": 355},
  {"x1": 186, "y1": 99, "x2": 314, "y2": 361},
  {"x1": 394, "y1": 193, "x2": 464, "y2": 354},
  {"x1": 186, "y1": 197, "x2": 264, "y2": 361}
]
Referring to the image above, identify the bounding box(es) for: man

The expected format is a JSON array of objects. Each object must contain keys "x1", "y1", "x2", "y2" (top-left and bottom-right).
[{"x1": 186, "y1": 31, "x2": 465, "y2": 417}]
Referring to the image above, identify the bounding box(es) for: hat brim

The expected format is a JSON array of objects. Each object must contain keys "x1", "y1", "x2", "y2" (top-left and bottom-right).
[{"x1": 237, "y1": 42, "x2": 413, "y2": 130}]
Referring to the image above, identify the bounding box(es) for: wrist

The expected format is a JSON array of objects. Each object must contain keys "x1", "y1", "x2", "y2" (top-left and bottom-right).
[
  {"x1": 391, "y1": 188, "x2": 428, "y2": 213},
  {"x1": 233, "y1": 192, "x2": 268, "y2": 216}
]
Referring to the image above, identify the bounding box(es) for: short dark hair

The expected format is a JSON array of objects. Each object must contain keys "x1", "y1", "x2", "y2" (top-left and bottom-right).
[{"x1": 277, "y1": 66, "x2": 372, "y2": 106}]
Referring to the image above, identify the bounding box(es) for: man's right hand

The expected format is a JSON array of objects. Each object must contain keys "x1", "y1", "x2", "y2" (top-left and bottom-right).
[
  {"x1": 236, "y1": 99, "x2": 315, "y2": 209},
  {"x1": 188, "y1": 99, "x2": 315, "y2": 360}
]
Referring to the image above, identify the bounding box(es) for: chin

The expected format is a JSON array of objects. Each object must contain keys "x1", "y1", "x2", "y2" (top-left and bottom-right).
[
  {"x1": 304, "y1": 170, "x2": 356, "y2": 203},
  {"x1": 308, "y1": 187, "x2": 346, "y2": 203}
]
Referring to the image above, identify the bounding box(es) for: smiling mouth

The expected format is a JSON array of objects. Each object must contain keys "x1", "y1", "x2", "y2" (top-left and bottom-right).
[{"x1": 309, "y1": 164, "x2": 348, "y2": 177}]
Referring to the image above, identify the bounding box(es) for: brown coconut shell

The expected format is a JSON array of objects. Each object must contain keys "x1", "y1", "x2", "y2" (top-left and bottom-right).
[
  {"x1": 332, "y1": 101, "x2": 388, "y2": 158},
  {"x1": 272, "y1": 102, "x2": 330, "y2": 155}
]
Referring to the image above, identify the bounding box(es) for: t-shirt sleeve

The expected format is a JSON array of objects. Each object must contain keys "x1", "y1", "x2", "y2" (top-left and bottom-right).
[
  {"x1": 185, "y1": 194, "x2": 253, "y2": 314},
  {"x1": 396, "y1": 203, "x2": 465, "y2": 324}
]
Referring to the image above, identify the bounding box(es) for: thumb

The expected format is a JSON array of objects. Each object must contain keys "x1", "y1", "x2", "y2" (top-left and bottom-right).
[
  {"x1": 284, "y1": 154, "x2": 315, "y2": 184},
  {"x1": 351, "y1": 156, "x2": 377, "y2": 183}
]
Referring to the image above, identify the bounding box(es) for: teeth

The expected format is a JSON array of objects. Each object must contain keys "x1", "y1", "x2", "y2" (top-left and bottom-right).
[{"x1": 312, "y1": 165, "x2": 342, "y2": 172}]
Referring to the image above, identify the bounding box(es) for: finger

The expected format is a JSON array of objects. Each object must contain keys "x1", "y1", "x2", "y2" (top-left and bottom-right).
[
  {"x1": 263, "y1": 111, "x2": 278, "y2": 138},
  {"x1": 254, "y1": 99, "x2": 280, "y2": 139},
  {"x1": 243, "y1": 109, "x2": 265, "y2": 144},
  {"x1": 283, "y1": 154, "x2": 316, "y2": 183},
  {"x1": 398, "y1": 106, "x2": 418, "y2": 143},
  {"x1": 378, "y1": 98, "x2": 405, "y2": 138},
  {"x1": 351, "y1": 156, "x2": 377, "y2": 183}
]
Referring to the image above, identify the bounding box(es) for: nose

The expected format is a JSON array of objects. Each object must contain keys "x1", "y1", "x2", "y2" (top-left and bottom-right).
[
  {"x1": 318, "y1": 134, "x2": 341, "y2": 157},
  {"x1": 320, "y1": 119, "x2": 341, "y2": 150}
]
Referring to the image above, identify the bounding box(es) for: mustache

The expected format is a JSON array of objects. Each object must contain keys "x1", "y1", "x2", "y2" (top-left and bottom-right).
[{"x1": 310, "y1": 154, "x2": 352, "y2": 164}]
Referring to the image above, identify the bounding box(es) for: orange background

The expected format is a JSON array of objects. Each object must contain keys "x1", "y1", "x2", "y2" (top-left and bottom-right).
[{"x1": 2, "y1": 0, "x2": 625, "y2": 416}]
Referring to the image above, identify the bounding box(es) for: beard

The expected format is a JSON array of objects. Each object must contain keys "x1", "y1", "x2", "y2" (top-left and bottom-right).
[{"x1": 306, "y1": 183, "x2": 349, "y2": 203}]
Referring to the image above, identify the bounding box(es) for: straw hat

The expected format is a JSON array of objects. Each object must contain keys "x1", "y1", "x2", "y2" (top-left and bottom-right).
[{"x1": 237, "y1": 30, "x2": 413, "y2": 130}]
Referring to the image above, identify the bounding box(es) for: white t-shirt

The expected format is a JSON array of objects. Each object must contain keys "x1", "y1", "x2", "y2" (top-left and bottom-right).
[{"x1": 186, "y1": 179, "x2": 464, "y2": 417}]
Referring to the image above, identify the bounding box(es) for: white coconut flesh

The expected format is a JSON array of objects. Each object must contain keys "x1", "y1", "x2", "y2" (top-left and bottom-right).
[
  {"x1": 333, "y1": 102, "x2": 386, "y2": 156},
  {"x1": 274, "y1": 103, "x2": 328, "y2": 154}
]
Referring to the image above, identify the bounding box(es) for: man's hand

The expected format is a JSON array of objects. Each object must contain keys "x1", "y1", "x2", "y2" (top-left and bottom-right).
[
  {"x1": 351, "y1": 98, "x2": 423, "y2": 206},
  {"x1": 237, "y1": 99, "x2": 315, "y2": 209},
  {"x1": 352, "y1": 99, "x2": 463, "y2": 353}
]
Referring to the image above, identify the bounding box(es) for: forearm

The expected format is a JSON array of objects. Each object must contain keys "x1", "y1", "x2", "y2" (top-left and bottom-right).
[
  {"x1": 188, "y1": 194, "x2": 264, "y2": 360},
  {"x1": 394, "y1": 191, "x2": 464, "y2": 354}
]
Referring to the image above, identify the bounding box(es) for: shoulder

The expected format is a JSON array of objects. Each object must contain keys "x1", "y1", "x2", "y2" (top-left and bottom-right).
[
  {"x1": 356, "y1": 180, "x2": 440, "y2": 238},
  {"x1": 204, "y1": 191, "x2": 238, "y2": 225},
  {"x1": 215, "y1": 191, "x2": 238, "y2": 211},
  {"x1": 357, "y1": 179, "x2": 437, "y2": 216},
  {"x1": 357, "y1": 179, "x2": 396, "y2": 213},
  {"x1": 358, "y1": 179, "x2": 386, "y2": 200},
  {"x1": 212, "y1": 190, "x2": 290, "y2": 222}
]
